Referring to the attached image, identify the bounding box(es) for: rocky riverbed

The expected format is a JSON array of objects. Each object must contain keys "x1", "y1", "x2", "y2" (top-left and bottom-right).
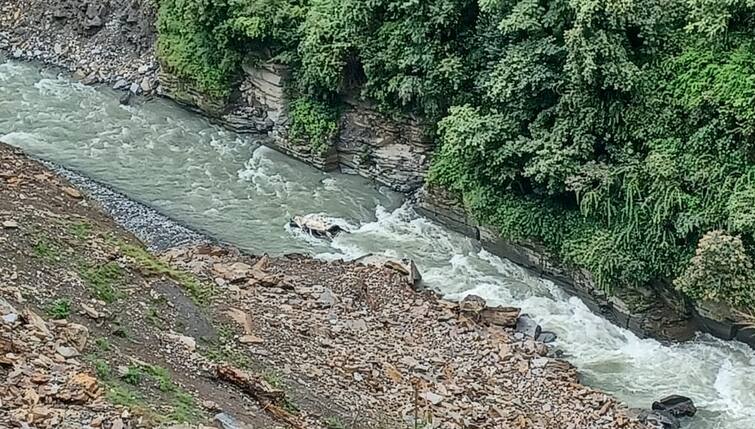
[
  {"x1": 0, "y1": 0, "x2": 158, "y2": 94},
  {"x1": 0, "y1": 143, "x2": 657, "y2": 428}
]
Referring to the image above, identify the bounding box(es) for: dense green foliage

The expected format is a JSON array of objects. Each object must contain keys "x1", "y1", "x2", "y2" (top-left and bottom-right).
[
  {"x1": 288, "y1": 97, "x2": 339, "y2": 154},
  {"x1": 156, "y1": 0, "x2": 755, "y2": 309}
]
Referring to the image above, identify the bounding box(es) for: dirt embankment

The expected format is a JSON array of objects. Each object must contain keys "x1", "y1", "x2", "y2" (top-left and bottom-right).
[{"x1": 0, "y1": 143, "x2": 651, "y2": 428}]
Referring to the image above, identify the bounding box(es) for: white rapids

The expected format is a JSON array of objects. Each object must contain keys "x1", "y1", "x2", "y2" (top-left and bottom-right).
[{"x1": 2, "y1": 58, "x2": 755, "y2": 429}]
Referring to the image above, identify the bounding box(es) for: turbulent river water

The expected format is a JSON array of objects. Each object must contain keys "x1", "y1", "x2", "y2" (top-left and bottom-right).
[{"x1": 2, "y1": 59, "x2": 754, "y2": 428}]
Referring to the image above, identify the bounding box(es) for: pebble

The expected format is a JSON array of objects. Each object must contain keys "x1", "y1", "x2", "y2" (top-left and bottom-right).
[{"x1": 2, "y1": 220, "x2": 19, "y2": 229}]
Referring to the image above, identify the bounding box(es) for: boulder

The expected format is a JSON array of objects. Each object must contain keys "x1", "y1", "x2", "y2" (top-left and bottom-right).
[
  {"x1": 641, "y1": 410, "x2": 680, "y2": 429},
  {"x1": 537, "y1": 331, "x2": 557, "y2": 343},
  {"x1": 515, "y1": 314, "x2": 542, "y2": 339},
  {"x1": 481, "y1": 306, "x2": 520, "y2": 327},
  {"x1": 354, "y1": 254, "x2": 421, "y2": 285},
  {"x1": 289, "y1": 214, "x2": 347, "y2": 240},
  {"x1": 459, "y1": 294, "x2": 486, "y2": 315},
  {"x1": 652, "y1": 395, "x2": 697, "y2": 418},
  {"x1": 119, "y1": 92, "x2": 132, "y2": 106}
]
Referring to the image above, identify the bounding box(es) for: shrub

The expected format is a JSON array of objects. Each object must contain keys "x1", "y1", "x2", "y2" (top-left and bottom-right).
[{"x1": 675, "y1": 231, "x2": 755, "y2": 308}]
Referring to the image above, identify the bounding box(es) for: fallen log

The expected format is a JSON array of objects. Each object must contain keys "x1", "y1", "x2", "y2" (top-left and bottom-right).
[{"x1": 215, "y1": 365, "x2": 304, "y2": 429}]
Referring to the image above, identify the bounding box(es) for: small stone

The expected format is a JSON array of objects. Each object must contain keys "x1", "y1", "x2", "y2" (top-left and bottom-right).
[
  {"x1": 56, "y1": 346, "x2": 80, "y2": 358},
  {"x1": 420, "y1": 391, "x2": 444, "y2": 405},
  {"x1": 167, "y1": 333, "x2": 197, "y2": 352},
  {"x1": 239, "y1": 334, "x2": 264, "y2": 344},
  {"x1": 129, "y1": 82, "x2": 140, "y2": 94},
  {"x1": 2, "y1": 220, "x2": 18, "y2": 229},
  {"x1": 140, "y1": 77, "x2": 152, "y2": 92},
  {"x1": 113, "y1": 79, "x2": 129, "y2": 90},
  {"x1": 81, "y1": 303, "x2": 100, "y2": 319},
  {"x1": 2, "y1": 313, "x2": 18, "y2": 324},
  {"x1": 62, "y1": 186, "x2": 82, "y2": 199}
]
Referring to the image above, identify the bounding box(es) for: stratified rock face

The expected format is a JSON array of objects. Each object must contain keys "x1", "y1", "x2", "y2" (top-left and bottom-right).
[
  {"x1": 337, "y1": 100, "x2": 434, "y2": 192},
  {"x1": 219, "y1": 61, "x2": 435, "y2": 191},
  {"x1": 158, "y1": 68, "x2": 229, "y2": 116}
]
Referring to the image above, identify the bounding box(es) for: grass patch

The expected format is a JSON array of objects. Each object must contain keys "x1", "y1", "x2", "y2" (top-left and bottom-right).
[
  {"x1": 119, "y1": 243, "x2": 212, "y2": 304},
  {"x1": 80, "y1": 261, "x2": 124, "y2": 303},
  {"x1": 68, "y1": 221, "x2": 93, "y2": 240},
  {"x1": 93, "y1": 357, "x2": 203, "y2": 424},
  {"x1": 146, "y1": 305, "x2": 164, "y2": 328},
  {"x1": 325, "y1": 417, "x2": 346, "y2": 429},
  {"x1": 33, "y1": 237, "x2": 58, "y2": 259},
  {"x1": 122, "y1": 365, "x2": 144, "y2": 385},
  {"x1": 92, "y1": 358, "x2": 112, "y2": 379},
  {"x1": 262, "y1": 370, "x2": 283, "y2": 389},
  {"x1": 95, "y1": 337, "x2": 111, "y2": 352},
  {"x1": 201, "y1": 325, "x2": 253, "y2": 369},
  {"x1": 46, "y1": 298, "x2": 71, "y2": 319}
]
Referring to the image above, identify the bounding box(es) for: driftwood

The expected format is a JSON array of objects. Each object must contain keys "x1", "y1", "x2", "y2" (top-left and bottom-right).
[{"x1": 215, "y1": 365, "x2": 304, "y2": 429}]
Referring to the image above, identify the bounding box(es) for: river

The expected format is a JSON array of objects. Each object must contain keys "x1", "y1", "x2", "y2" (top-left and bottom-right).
[{"x1": 1, "y1": 59, "x2": 754, "y2": 429}]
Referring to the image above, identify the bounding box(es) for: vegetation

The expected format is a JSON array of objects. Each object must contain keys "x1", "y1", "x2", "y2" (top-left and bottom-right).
[
  {"x1": 156, "y1": 0, "x2": 755, "y2": 310},
  {"x1": 119, "y1": 242, "x2": 212, "y2": 304},
  {"x1": 81, "y1": 261, "x2": 125, "y2": 303},
  {"x1": 46, "y1": 298, "x2": 72, "y2": 319}
]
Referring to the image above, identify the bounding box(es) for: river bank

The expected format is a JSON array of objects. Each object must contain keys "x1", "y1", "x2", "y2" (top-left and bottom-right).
[
  {"x1": 0, "y1": 0, "x2": 729, "y2": 350},
  {"x1": 0, "y1": 142, "x2": 653, "y2": 428},
  {"x1": 1, "y1": 3, "x2": 754, "y2": 428}
]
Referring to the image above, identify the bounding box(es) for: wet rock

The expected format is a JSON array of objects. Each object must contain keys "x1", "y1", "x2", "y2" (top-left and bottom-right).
[
  {"x1": 113, "y1": 79, "x2": 130, "y2": 90},
  {"x1": 652, "y1": 395, "x2": 697, "y2": 418},
  {"x1": 459, "y1": 294, "x2": 486, "y2": 315},
  {"x1": 119, "y1": 91, "x2": 132, "y2": 106},
  {"x1": 641, "y1": 409, "x2": 680, "y2": 429},
  {"x1": 129, "y1": 82, "x2": 140, "y2": 94},
  {"x1": 537, "y1": 331, "x2": 557, "y2": 343},
  {"x1": 515, "y1": 314, "x2": 542, "y2": 339},
  {"x1": 290, "y1": 214, "x2": 347, "y2": 239}
]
